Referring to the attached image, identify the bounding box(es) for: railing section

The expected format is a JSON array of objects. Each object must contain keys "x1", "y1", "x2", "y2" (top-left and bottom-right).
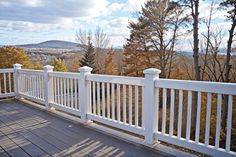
[
  {"x1": 86, "y1": 74, "x2": 145, "y2": 135},
  {"x1": 18, "y1": 69, "x2": 45, "y2": 104},
  {"x1": 49, "y1": 72, "x2": 81, "y2": 116},
  {"x1": 154, "y1": 79, "x2": 236, "y2": 157},
  {"x1": 0, "y1": 69, "x2": 14, "y2": 98}
]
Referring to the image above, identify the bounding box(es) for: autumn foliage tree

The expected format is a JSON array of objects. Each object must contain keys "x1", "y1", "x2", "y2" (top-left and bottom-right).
[
  {"x1": 51, "y1": 58, "x2": 67, "y2": 72},
  {"x1": 123, "y1": 0, "x2": 189, "y2": 78},
  {"x1": 99, "y1": 48, "x2": 118, "y2": 75},
  {"x1": 0, "y1": 46, "x2": 31, "y2": 68}
]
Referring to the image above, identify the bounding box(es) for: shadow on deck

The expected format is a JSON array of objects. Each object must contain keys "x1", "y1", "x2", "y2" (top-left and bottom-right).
[{"x1": 0, "y1": 99, "x2": 170, "y2": 157}]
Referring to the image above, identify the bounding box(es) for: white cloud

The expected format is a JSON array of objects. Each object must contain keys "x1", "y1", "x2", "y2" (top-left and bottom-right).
[
  {"x1": 22, "y1": 0, "x2": 44, "y2": 7},
  {"x1": 0, "y1": 0, "x2": 110, "y2": 23}
]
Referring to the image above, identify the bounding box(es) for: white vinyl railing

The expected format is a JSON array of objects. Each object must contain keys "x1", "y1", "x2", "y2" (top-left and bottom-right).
[
  {"x1": 49, "y1": 71, "x2": 81, "y2": 115},
  {"x1": 0, "y1": 69, "x2": 14, "y2": 98},
  {"x1": 0, "y1": 64, "x2": 235, "y2": 157},
  {"x1": 17, "y1": 69, "x2": 45, "y2": 103},
  {"x1": 154, "y1": 79, "x2": 236, "y2": 157},
  {"x1": 86, "y1": 74, "x2": 145, "y2": 135}
]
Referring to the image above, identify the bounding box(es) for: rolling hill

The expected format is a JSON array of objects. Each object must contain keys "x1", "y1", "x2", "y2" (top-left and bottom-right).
[{"x1": 16, "y1": 40, "x2": 80, "y2": 49}]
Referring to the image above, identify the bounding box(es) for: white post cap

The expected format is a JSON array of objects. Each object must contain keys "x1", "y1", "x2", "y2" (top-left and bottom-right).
[
  {"x1": 143, "y1": 68, "x2": 161, "y2": 75},
  {"x1": 13, "y1": 63, "x2": 22, "y2": 69},
  {"x1": 44, "y1": 65, "x2": 54, "y2": 72},
  {"x1": 79, "y1": 66, "x2": 93, "y2": 73}
]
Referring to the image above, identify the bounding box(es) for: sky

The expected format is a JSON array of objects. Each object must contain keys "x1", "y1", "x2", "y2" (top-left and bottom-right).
[{"x1": 0, "y1": 0, "x2": 232, "y2": 50}]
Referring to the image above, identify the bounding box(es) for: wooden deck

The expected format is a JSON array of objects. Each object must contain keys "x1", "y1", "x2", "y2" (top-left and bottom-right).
[{"x1": 0, "y1": 99, "x2": 169, "y2": 157}]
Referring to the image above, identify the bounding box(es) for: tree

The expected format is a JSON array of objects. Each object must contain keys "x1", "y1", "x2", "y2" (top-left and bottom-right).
[
  {"x1": 79, "y1": 37, "x2": 96, "y2": 72},
  {"x1": 123, "y1": 0, "x2": 189, "y2": 78},
  {"x1": 99, "y1": 48, "x2": 118, "y2": 75},
  {"x1": 94, "y1": 26, "x2": 110, "y2": 71},
  {"x1": 220, "y1": 0, "x2": 236, "y2": 130},
  {"x1": 75, "y1": 26, "x2": 110, "y2": 73},
  {"x1": 51, "y1": 58, "x2": 67, "y2": 72},
  {"x1": 0, "y1": 46, "x2": 31, "y2": 68},
  {"x1": 180, "y1": 0, "x2": 200, "y2": 81},
  {"x1": 220, "y1": 0, "x2": 236, "y2": 82},
  {"x1": 68, "y1": 56, "x2": 81, "y2": 72},
  {"x1": 32, "y1": 58, "x2": 43, "y2": 70}
]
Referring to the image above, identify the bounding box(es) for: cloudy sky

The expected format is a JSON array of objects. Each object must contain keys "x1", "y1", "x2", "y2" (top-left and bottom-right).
[{"x1": 0, "y1": 0, "x2": 231, "y2": 49}]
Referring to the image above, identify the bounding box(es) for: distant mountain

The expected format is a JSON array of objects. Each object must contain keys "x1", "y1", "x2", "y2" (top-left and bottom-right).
[{"x1": 16, "y1": 40, "x2": 80, "y2": 49}]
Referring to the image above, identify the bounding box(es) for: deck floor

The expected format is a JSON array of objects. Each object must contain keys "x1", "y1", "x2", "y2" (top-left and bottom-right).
[{"x1": 0, "y1": 100, "x2": 170, "y2": 157}]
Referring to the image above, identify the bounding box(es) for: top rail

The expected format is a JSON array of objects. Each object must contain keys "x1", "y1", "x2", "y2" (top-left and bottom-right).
[
  {"x1": 155, "y1": 79, "x2": 236, "y2": 95},
  {"x1": 18, "y1": 69, "x2": 44, "y2": 75},
  {"x1": 0, "y1": 69, "x2": 14, "y2": 73},
  {"x1": 49, "y1": 71, "x2": 80, "y2": 79},
  {"x1": 87, "y1": 74, "x2": 144, "y2": 86}
]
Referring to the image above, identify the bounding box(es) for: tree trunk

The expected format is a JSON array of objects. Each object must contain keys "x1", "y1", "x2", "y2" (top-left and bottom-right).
[
  {"x1": 191, "y1": 0, "x2": 200, "y2": 137},
  {"x1": 222, "y1": 20, "x2": 236, "y2": 129}
]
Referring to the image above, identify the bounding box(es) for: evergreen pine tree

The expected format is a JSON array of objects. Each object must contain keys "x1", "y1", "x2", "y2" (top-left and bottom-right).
[{"x1": 80, "y1": 38, "x2": 96, "y2": 73}]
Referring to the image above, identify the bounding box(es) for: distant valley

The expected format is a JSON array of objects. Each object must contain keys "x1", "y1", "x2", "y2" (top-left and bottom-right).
[{"x1": 14, "y1": 40, "x2": 84, "y2": 67}]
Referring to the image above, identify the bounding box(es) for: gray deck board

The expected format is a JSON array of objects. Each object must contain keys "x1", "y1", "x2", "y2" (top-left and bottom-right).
[
  {"x1": 0, "y1": 100, "x2": 170, "y2": 157},
  {"x1": 0, "y1": 146, "x2": 10, "y2": 157}
]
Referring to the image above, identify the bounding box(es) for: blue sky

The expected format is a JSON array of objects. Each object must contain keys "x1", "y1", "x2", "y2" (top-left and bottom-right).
[{"x1": 0, "y1": 0, "x2": 231, "y2": 50}]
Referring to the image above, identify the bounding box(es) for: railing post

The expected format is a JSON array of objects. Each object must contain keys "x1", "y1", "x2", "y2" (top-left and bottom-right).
[
  {"x1": 143, "y1": 68, "x2": 161, "y2": 145},
  {"x1": 79, "y1": 66, "x2": 93, "y2": 123},
  {"x1": 13, "y1": 63, "x2": 22, "y2": 99},
  {"x1": 44, "y1": 65, "x2": 54, "y2": 109}
]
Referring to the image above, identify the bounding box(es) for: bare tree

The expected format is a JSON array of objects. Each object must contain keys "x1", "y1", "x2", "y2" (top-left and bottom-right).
[
  {"x1": 93, "y1": 26, "x2": 110, "y2": 72},
  {"x1": 75, "y1": 29, "x2": 92, "y2": 51},
  {"x1": 200, "y1": 28, "x2": 226, "y2": 81},
  {"x1": 220, "y1": 0, "x2": 236, "y2": 129}
]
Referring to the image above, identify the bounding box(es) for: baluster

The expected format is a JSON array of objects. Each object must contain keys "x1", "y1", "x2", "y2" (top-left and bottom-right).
[
  {"x1": 30, "y1": 75, "x2": 32, "y2": 96},
  {"x1": 129, "y1": 85, "x2": 132, "y2": 125},
  {"x1": 215, "y1": 94, "x2": 222, "y2": 148},
  {"x1": 102, "y1": 82, "x2": 105, "y2": 118},
  {"x1": 8, "y1": 72, "x2": 11, "y2": 93},
  {"x1": 3, "y1": 73, "x2": 6, "y2": 93},
  {"x1": 36, "y1": 75, "x2": 38, "y2": 98},
  {"x1": 57, "y1": 77, "x2": 60, "y2": 104},
  {"x1": 53, "y1": 77, "x2": 56, "y2": 102},
  {"x1": 177, "y1": 90, "x2": 183, "y2": 139},
  {"x1": 70, "y1": 79, "x2": 73, "y2": 108},
  {"x1": 38, "y1": 76, "x2": 41, "y2": 98},
  {"x1": 169, "y1": 89, "x2": 175, "y2": 136},
  {"x1": 195, "y1": 92, "x2": 201, "y2": 143},
  {"x1": 30, "y1": 75, "x2": 33, "y2": 96},
  {"x1": 41, "y1": 76, "x2": 43, "y2": 99},
  {"x1": 93, "y1": 81, "x2": 96, "y2": 114},
  {"x1": 67, "y1": 78, "x2": 70, "y2": 107},
  {"x1": 135, "y1": 86, "x2": 139, "y2": 127},
  {"x1": 74, "y1": 79, "x2": 78, "y2": 109},
  {"x1": 63, "y1": 78, "x2": 66, "y2": 106},
  {"x1": 123, "y1": 84, "x2": 126, "y2": 124},
  {"x1": 162, "y1": 88, "x2": 167, "y2": 134},
  {"x1": 112, "y1": 83, "x2": 115, "y2": 120},
  {"x1": 226, "y1": 95, "x2": 233, "y2": 152},
  {"x1": 107, "y1": 83, "x2": 110, "y2": 119},
  {"x1": 205, "y1": 93, "x2": 212, "y2": 146},
  {"x1": 34, "y1": 75, "x2": 36, "y2": 97},
  {"x1": 97, "y1": 82, "x2": 101, "y2": 116},
  {"x1": 59, "y1": 77, "x2": 62, "y2": 105},
  {"x1": 117, "y1": 84, "x2": 120, "y2": 122},
  {"x1": 186, "y1": 91, "x2": 192, "y2": 141}
]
